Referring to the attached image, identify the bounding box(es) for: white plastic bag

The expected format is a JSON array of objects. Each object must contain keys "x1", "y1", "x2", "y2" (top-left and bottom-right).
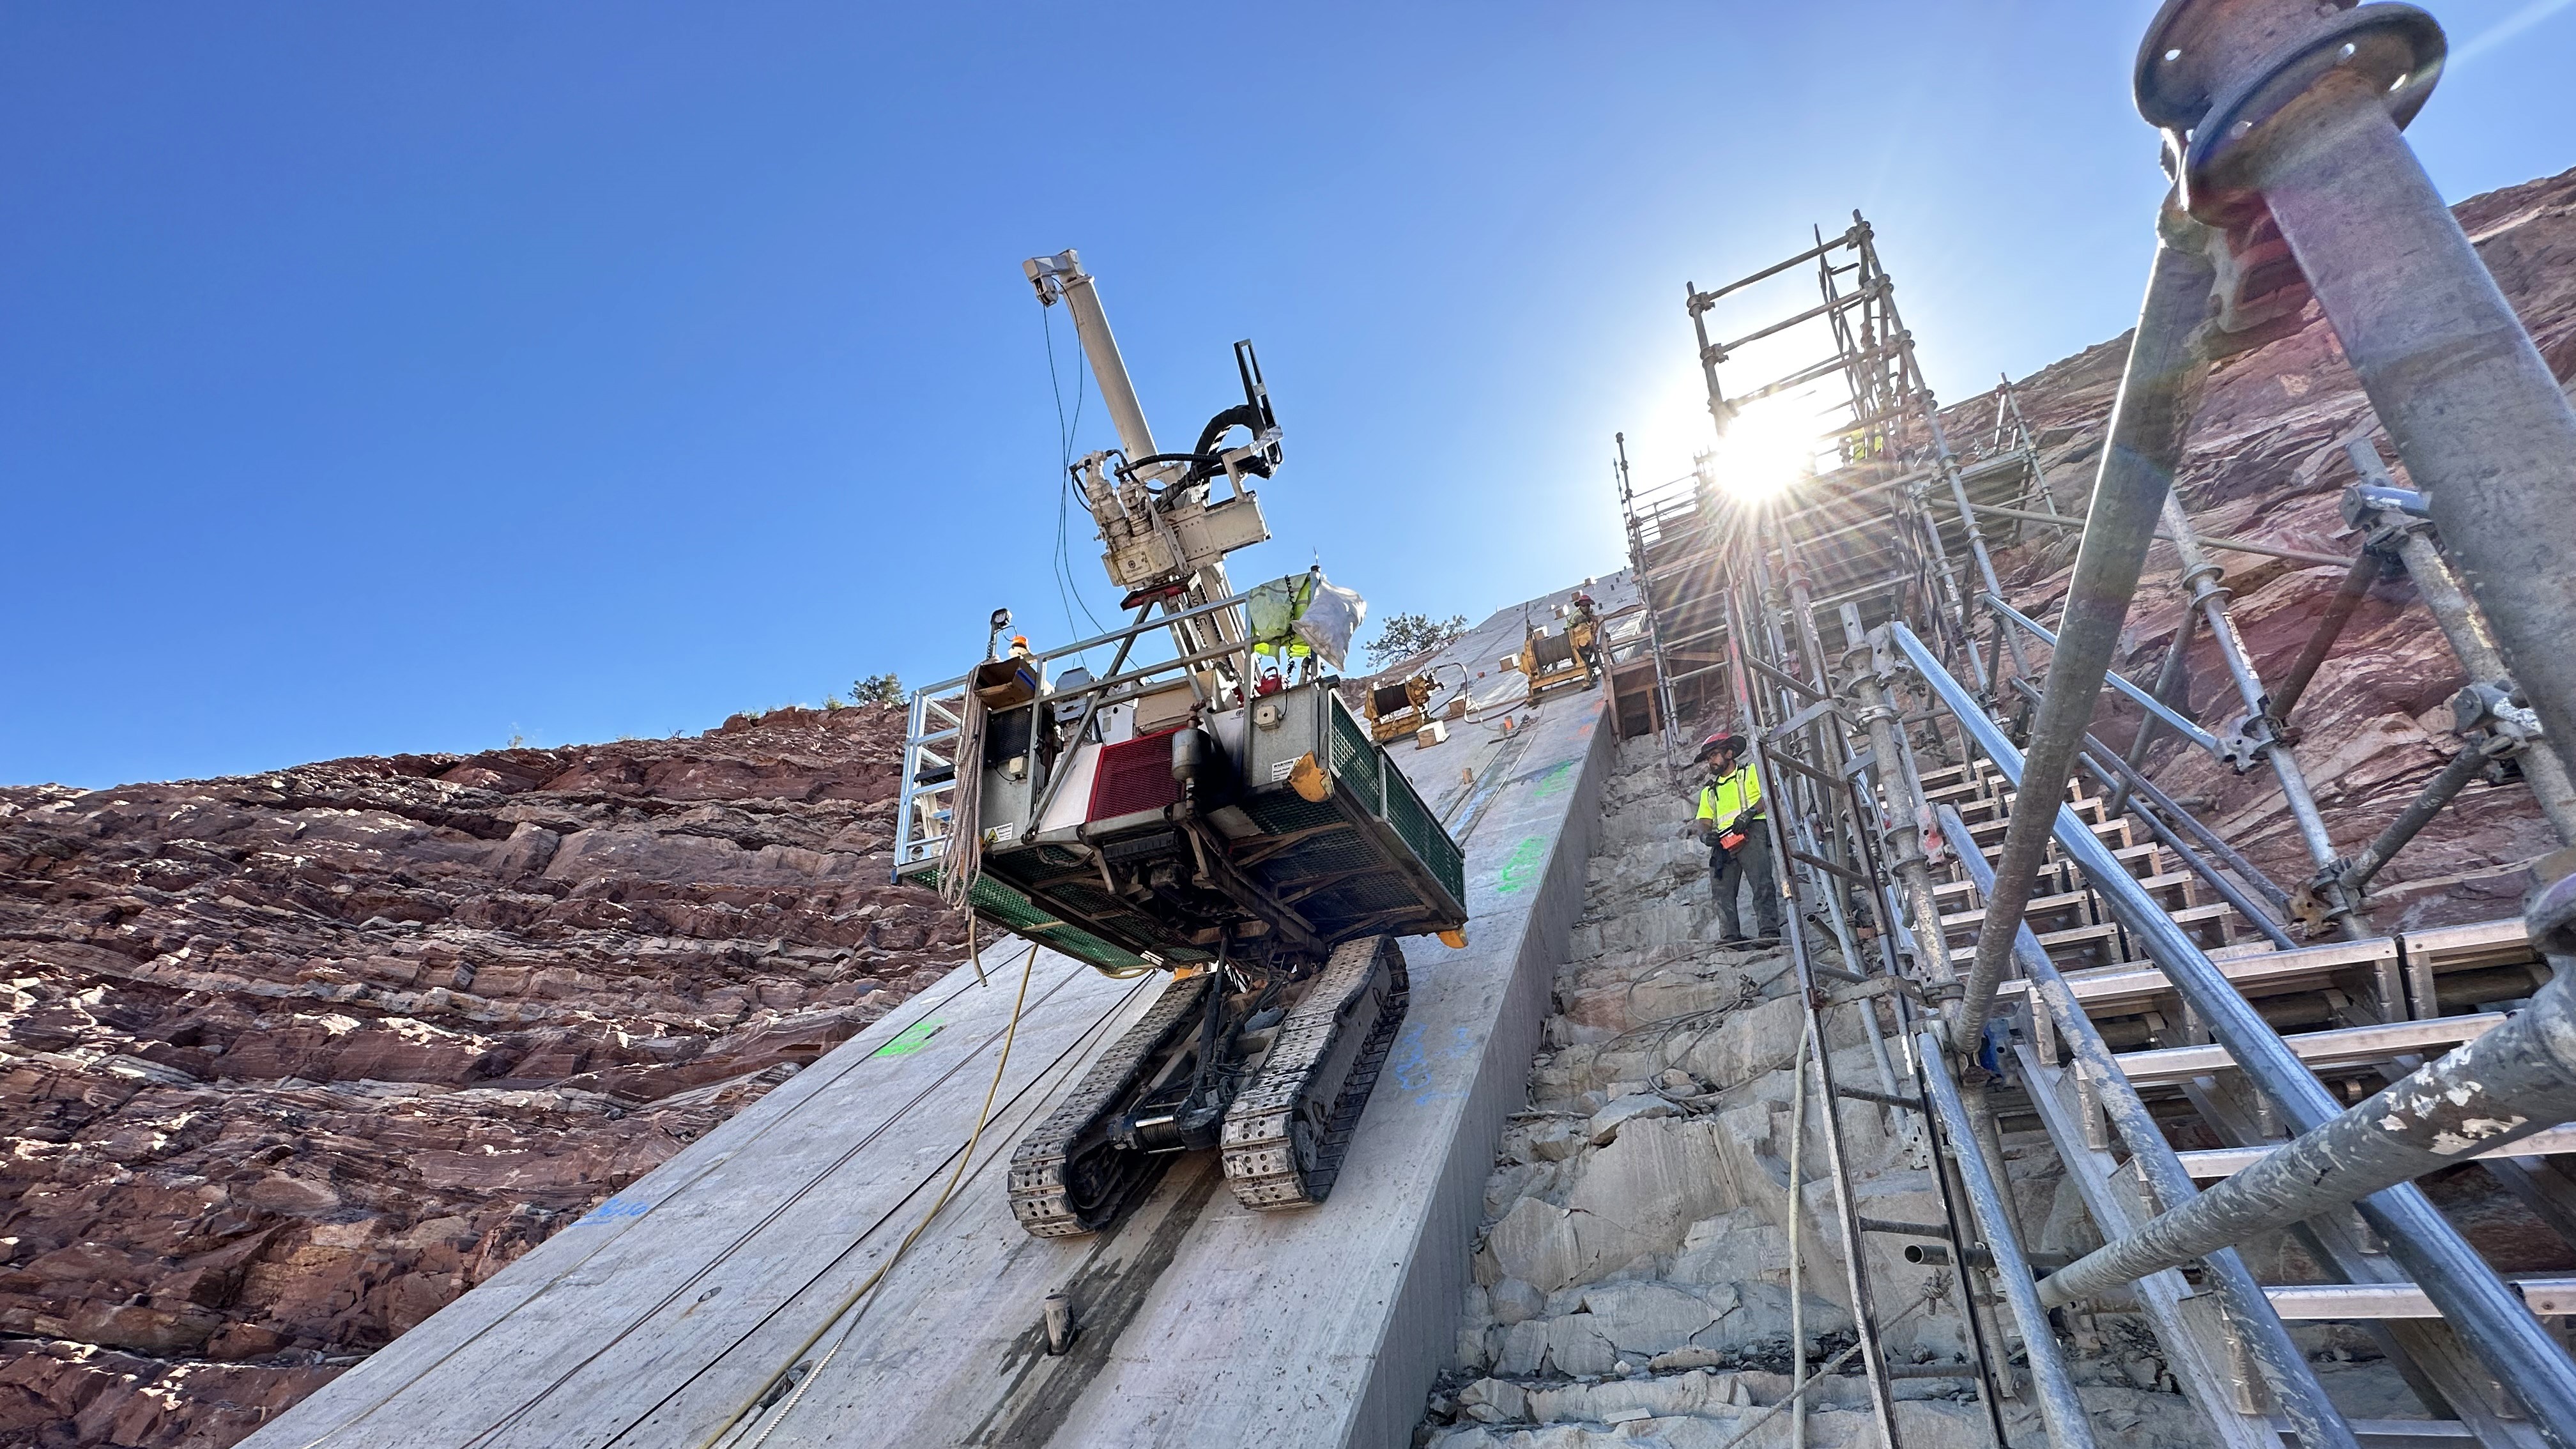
[{"x1": 1295, "y1": 576, "x2": 1366, "y2": 670}]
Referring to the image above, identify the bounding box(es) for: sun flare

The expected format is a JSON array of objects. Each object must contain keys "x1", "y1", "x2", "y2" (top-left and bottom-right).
[{"x1": 1699, "y1": 396, "x2": 1830, "y2": 500}]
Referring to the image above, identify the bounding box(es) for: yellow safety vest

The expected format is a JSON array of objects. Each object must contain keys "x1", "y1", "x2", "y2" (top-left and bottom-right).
[{"x1": 1696, "y1": 762, "x2": 1763, "y2": 828}]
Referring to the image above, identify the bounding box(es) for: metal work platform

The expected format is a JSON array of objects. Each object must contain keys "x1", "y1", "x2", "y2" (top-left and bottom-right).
[{"x1": 240, "y1": 581, "x2": 1625, "y2": 1449}]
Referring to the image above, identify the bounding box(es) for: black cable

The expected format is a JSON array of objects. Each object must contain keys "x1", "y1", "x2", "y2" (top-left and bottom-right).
[{"x1": 1041, "y1": 307, "x2": 1110, "y2": 652}]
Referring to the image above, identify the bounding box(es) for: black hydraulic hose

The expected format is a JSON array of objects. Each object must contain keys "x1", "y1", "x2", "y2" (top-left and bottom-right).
[{"x1": 1183, "y1": 402, "x2": 1273, "y2": 483}]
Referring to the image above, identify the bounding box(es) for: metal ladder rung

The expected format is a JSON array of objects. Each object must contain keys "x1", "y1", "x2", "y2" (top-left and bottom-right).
[
  {"x1": 2260, "y1": 1277, "x2": 2576, "y2": 1319},
  {"x1": 2000, "y1": 933, "x2": 2402, "y2": 1015},
  {"x1": 2181, "y1": 1124, "x2": 2576, "y2": 1181},
  {"x1": 2113, "y1": 1011, "x2": 2508, "y2": 1090},
  {"x1": 2271, "y1": 1418, "x2": 2478, "y2": 1446}
]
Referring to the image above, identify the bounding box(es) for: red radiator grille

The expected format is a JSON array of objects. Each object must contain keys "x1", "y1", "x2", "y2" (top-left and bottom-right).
[{"x1": 1087, "y1": 730, "x2": 1183, "y2": 820}]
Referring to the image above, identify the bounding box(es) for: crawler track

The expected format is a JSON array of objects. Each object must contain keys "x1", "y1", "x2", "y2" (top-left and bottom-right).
[
  {"x1": 1220, "y1": 935, "x2": 1409, "y2": 1210},
  {"x1": 1006, "y1": 972, "x2": 1211, "y2": 1238}
]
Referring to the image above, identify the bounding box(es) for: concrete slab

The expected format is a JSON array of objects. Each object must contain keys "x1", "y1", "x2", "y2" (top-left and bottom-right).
[{"x1": 243, "y1": 574, "x2": 1629, "y2": 1449}]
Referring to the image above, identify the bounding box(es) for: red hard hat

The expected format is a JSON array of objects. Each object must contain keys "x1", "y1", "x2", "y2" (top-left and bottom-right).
[{"x1": 1696, "y1": 731, "x2": 1745, "y2": 762}]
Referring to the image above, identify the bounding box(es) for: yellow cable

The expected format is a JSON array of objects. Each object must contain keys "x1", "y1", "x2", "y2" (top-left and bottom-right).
[{"x1": 703, "y1": 939, "x2": 1043, "y2": 1449}]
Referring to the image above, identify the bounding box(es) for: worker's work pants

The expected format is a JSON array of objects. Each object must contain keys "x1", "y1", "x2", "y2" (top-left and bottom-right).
[{"x1": 1710, "y1": 822, "x2": 1781, "y2": 940}]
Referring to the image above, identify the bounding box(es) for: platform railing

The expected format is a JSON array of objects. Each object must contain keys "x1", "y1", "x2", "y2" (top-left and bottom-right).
[{"x1": 890, "y1": 590, "x2": 1262, "y2": 878}]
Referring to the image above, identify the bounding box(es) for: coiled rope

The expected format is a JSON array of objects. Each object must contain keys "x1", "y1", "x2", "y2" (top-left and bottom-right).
[{"x1": 937, "y1": 687, "x2": 988, "y2": 913}]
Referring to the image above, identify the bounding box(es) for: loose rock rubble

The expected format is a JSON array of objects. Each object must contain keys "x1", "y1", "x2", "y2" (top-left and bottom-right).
[
  {"x1": 0, "y1": 705, "x2": 967, "y2": 1446},
  {"x1": 1420, "y1": 737, "x2": 2225, "y2": 1449}
]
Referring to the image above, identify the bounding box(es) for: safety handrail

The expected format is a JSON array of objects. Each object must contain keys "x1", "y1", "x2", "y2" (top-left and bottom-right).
[
  {"x1": 1889, "y1": 620, "x2": 2576, "y2": 1423},
  {"x1": 1977, "y1": 592, "x2": 2221, "y2": 754}
]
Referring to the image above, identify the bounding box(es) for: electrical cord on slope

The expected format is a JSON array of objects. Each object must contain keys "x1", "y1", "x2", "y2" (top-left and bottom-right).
[
  {"x1": 1702, "y1": 1289, "x2": 1940, "y2": 1449},
  {"x1": 296, "y1": 946, "x2": 1073, "y2": 1449},
  {"x1": 699, "y1": 939, "x2": 1045, "y2": 1449},
  {"x1": 451, "y1": 953, "x2": 1109, "y2": 1449},
  {"x1": 585, "y1": 962, "x2": 1150, "y2": 1449}
]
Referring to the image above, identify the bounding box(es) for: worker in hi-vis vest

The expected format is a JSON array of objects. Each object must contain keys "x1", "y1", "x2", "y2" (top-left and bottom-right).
[{"x1": 1685, "y1": 731, "x2": 1780, "y2": 943}]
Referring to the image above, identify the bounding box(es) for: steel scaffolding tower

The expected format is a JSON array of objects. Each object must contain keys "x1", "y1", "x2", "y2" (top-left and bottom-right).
[{"x1": 1612, "y1": 217, "x2": 2050, "y2": 758}]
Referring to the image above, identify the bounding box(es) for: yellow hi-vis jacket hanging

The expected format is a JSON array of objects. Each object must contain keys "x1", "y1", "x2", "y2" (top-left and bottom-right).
[{"x1": 1697, "y1": 761, "x2": 1763, "y2": 830}]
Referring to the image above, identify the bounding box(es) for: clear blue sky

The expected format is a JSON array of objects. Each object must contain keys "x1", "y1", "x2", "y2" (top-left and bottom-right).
[{"x1": 6, "y1": 3, "x2": 2571, "y2": 787}]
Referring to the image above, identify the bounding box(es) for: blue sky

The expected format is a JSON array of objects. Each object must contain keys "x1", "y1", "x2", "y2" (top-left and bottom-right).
[{"x1": 6, "y1": 2, "x2": 2572, "y2": 787}]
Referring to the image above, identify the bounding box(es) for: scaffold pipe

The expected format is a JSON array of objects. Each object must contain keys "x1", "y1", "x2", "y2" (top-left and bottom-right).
[
  {"x1": 1913, "y1": 1032, "x2": 2099, "y2": 1449},
  {"x1": 2040, "y1": 961, "x2": 2576, "y2": 1312},
  {"x1": 1952, "y1": 202, "x2": 2215, "y2": 1047},
  {"x1": 2230, "y1": 49, "x2": 2576, "y2": 816},
  {"x1": 1890, "y1": 619, "x2": 2576, "y2": 1440},
  {"x1": 1940, "y1": 804, "x2": 2360, "y2": 1449}
]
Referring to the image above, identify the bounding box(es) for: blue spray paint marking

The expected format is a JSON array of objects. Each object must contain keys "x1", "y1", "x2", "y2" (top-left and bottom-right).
[
  {"x1": 1389, "y1": 1020, "x2": 1434, "y2": 1102},
  {"x1": 574, "y1": 1197, "x2": 652, "y2": 1227},
  {"x1": 1528, "y1": 760, "x2": 1575, "y2": 802},
  {"x1": 1390, "y1": 1020, "x2": 1480, "y2": 1108}
]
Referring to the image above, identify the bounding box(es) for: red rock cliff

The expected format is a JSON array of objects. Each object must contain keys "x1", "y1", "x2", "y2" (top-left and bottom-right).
[
  {"x1": 0, "y1": 703, "x2": 967, "y2": 1447},
  {"x1": 1963, "y1": 164, "x2": 2576, "y2": 931}
]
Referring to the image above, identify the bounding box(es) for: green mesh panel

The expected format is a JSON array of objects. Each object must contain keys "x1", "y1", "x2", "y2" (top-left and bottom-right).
[
  {"x1": 949, "y1": 874, "x2": 1154, "y2": 972},
  {"x1": 1385, "y1": 765, "x2": 1468, "y2": 904},
  {"x1": 1266, "y1": 830, "x2": 1379, "y2": 879},
  {"x1": 1247, "y1": 794, "x2": 1343, "y2": 836},
  {"x1": 1046, "y1": 881, "x2": 1126, "y2": 917},
  {"x1": 1350, "y1": 874, "x2": 1423, "y2": 911},
  {"x1": 1328, "y1": 696, "x2": 1383, "y2": 812},
  {"x1": 966, "y1": 874, "x2": 1060, "y2": 933},
  {"x1": 1304, "y1": 874, "x2": 1428, "y2": 930},
  {"x1": 1032, "y1": 923, "x2": 1150, "y2": 971}
]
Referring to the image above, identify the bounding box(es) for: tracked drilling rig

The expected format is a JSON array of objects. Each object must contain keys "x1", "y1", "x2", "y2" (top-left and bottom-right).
[{"x1": 892, "y1": 250, "x2": 1468, "y2": 1238}]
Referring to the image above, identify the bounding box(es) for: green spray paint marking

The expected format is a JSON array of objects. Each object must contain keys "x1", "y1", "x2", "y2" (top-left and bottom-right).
[
  {"x1": 870, "y1": 1018, "x2": 945, "y2": 1058},
  {"x1": 1494, "y1": 836, "x2": 1547, "y2": 894},
  {"x1": 1528, "y1": 761, "x2": 1575, "y2": 802}
]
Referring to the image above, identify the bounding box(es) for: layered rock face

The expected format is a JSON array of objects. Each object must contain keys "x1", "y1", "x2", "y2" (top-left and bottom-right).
[
  {"x1": 0, "y1": 705, "x2": 968, "y2": 1447},
  {"x1": 1961, "y1": 165, "x2": 2576, "y2": 930}
]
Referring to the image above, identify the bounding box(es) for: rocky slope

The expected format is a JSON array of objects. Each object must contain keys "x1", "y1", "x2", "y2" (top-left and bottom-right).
[
  {"x1": 0, "y1": 704, "x2": 968, "y2": 1447},
  {"x1": 1418, "y1": 739, "x2": 2244, "y2": 1449},
  {"x1": 1957, "y1": 164, "x2": 2576, "y2": 931}
]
